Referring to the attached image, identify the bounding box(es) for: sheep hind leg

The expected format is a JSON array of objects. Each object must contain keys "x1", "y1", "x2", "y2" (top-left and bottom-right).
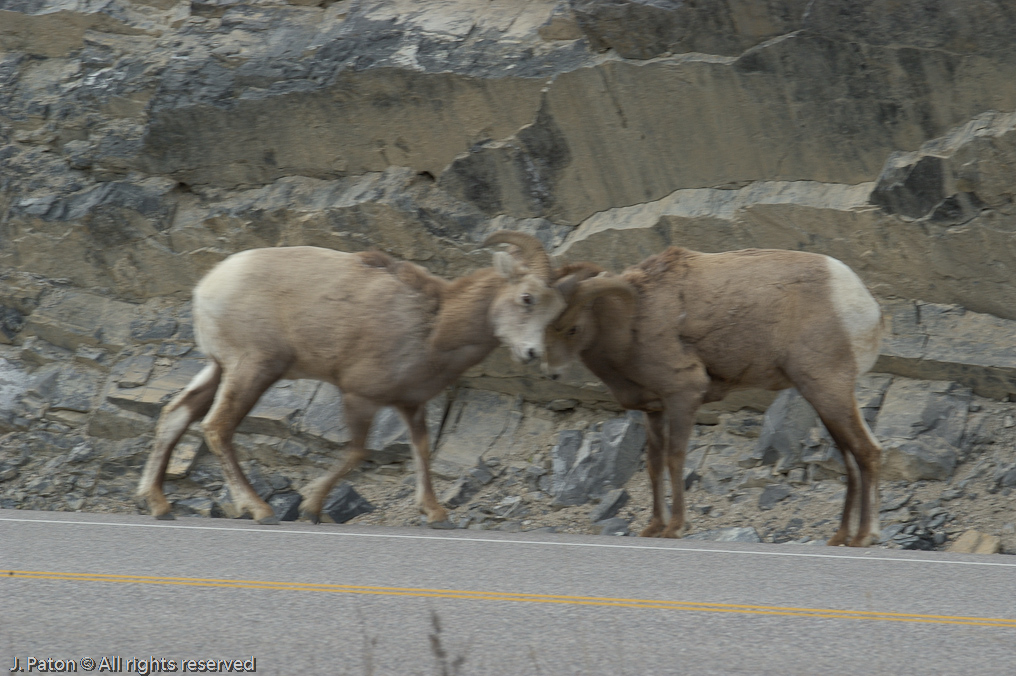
[
  {"x1": 136, "y1": 363, "x2": 221, "y2": 519},
  {"x1": 202, "y1": 362, "x2": 287, "y2": 525},
  {"x1": 840, "y1": 418, "x2": 881, "y2": 547},
  {"x1": 824, "y1": 417, "x2": 881, "y2": 547},
  {"x1": 826, "y1": 447, "x2": 861, "y2": 547},
  {"x1": 298, "y1": 393, "x2": 376, "y2": 524},
  {"x1": 802, "y1": 385, "x2": 882, "y2": 548},
  {"x1": 639, "y1": 411, "x2": 667, "y2": 537},
  {"x1": 399, "y1": 403, "x2": 452, "y2": 529}
]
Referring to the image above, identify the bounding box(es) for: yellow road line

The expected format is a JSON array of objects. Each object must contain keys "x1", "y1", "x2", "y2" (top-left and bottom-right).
[{"x1": 5, "y1": 569, "x2": 1015, "y2": 628}]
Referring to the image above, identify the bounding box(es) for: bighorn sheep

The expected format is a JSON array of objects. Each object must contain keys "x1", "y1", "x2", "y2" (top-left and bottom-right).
[
  {"x1": 136, "y1": 232, "x2": 565, "y2": 526},
  {"x1": 546, "y1": 247, "x2": 883, "y2": 547}
]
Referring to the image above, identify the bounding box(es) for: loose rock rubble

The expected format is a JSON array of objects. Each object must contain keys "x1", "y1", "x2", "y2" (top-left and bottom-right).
[{"x1": 2, "y1": 351, "x2": 1013, "y2": 554}]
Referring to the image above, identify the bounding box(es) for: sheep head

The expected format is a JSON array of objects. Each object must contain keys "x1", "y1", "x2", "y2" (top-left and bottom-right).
[
  {"x1": 482, "y1": 231, "x2": 565, "y2": 364},
  {"x1": 543, "y1": 272, "x2": 637, "y2": 379}
]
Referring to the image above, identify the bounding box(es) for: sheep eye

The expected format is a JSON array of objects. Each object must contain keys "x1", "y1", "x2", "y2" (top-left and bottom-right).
[
  {"x1": 520, "y1": 293, "x2": 534, "y2": 306},
  {"x1": 567, "y1": 326, "x2": 578, "y2": 337}
]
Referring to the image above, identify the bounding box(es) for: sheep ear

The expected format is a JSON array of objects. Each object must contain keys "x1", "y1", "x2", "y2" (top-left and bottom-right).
[
  {"x1": 493, "y1": 250, "x2": 528, "y2": 280},
  {"x1": 556, "y1": 275, "x2": 636, "y2": 328},
  {"x1": 554, "y1": 273, "x2": 581, "y2": 299}
]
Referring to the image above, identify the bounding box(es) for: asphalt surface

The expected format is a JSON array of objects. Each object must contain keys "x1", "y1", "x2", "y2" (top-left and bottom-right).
[{"x1": 2, "y1": 510, "x2": 1015, "y2": 675}]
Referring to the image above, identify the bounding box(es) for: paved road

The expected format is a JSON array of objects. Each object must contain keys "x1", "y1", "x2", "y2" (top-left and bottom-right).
[{"x1": 2, "y1": 511, "x2": 1014, "y2": 675}]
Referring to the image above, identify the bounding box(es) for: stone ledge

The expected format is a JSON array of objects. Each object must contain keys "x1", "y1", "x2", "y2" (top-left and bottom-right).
[
  {"x1": 107, "y1": 359, "x2": 206, "y2": 417},
  {"x1": 22, "y1": 290, "x2": 137, "y2": 352},
  {"x1": 877, "y1": 300, "x2": 1016, "y2": 401}
]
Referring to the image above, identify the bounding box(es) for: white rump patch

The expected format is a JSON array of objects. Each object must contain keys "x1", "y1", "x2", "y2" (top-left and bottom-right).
[
  {"x1": 825, "y1": 257, "x2": 881, "y2": 375},
  {"x1": 187, "y1": 363, "x2": 219, "y2": 392}
]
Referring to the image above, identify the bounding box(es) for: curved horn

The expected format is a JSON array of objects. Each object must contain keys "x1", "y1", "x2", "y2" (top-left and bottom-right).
[
  {"x1": 558, "y1": 274, "x2": 636, "y2": 328},
  {"x1": 554, "y1": 261, "x2": 603, "y2": 284},
  {"x1": 552, "y1": 264, "x2": 602, "y2": 300},
  {"x1": 482, "y1": 231, "x2": 553, "y2": 282}
]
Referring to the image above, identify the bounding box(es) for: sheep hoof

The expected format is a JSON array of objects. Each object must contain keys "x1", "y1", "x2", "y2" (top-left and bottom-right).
[
  {"x1": 300, "y1": 510, "x2": 321, "y2": 525},
  {"x1": 426, "y1": 519, "x2": 456, "y2": 530},
  {"x1": 639, "y1": 522, "x2": 664, "y2": 538},
  {"x1": 155, "y1": 512, "x2": 176, "y2": 521},
  {"x1": 826, "y1": 530, "x2": 850, "y2": 547},
  {"x1": 258, "y1": 515, "x2": 280, "y2": 525}
]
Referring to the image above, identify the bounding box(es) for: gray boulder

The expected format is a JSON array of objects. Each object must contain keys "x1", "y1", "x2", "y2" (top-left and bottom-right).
[
  {"x1": 26, "y1": 362, "x2": 103, "y2": 414},
  {"x1": 882, "y1": 438, "x2": 958, "y2": 482},
  {"x1": 749, "y1": 389, "x2": 817, "y2": 471},
  {"x1": 751, "y1": 375, "x2": 892, "y2": 476},
  {"x1": 0, "y1": 305, "x2": 25, "y2": 344},
  {"x1": 297, "y1": 386, "x2": 447, "y2": 464},
  {"x1": 440, "y1": 474, "x2": 482, "y2": 509},
  {"x1": 322, "y1": 483, "x2": 375, "y2": 524},
  {"x1": 550, "y1": 412, "x2": 646, "y2": 506},
  {"x1": 268, "y1": 492, "x2": 302, "y2": 522},
  {"x1": 875, "y1": 378, "x2": 971, "y2": 481},
  {"x1": 434, "y1": 389, "x2": 520, "y2": 475},
  {"x1": 758, "y1": 484, "x2": 792, "y2": 511},
  {"x1": 589, "y1": 488, "x2": 629, "y2": 523},
  {"x1": 298, "y1": 383, "x2": 351, "y2": 446},
  {"x1": 994, "y1": 464, "x2": 1016, "y2": 489},
  {"x1": 239, "y1": 380, "x2": 319, "y2": 437},
  {"x1": 366, "y1": 394, "x2": 448, "y2": 465}
]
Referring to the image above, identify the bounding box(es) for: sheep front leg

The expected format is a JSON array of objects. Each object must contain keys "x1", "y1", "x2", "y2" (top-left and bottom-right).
[
  {"x1": 201, "y1": 364, "x2": 284, "y2": 525},
  {"x1": 299, "y1": 394, "x2": 376, "y2": 524},
  {"x1": 639, "y1": 410, "x2": 667, "y2": 537},
  {"x1": 661, "y1": 396, "x2": 699, "y2": 539},
  {"x1": 398, "y1": 403, "x2": 452, "y2": 528}
]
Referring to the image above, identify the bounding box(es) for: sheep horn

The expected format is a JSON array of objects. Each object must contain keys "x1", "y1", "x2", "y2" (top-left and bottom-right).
[
  {"x1": 552, "y1": 264, "x2": 600, "y2": 299},
  {"x1": 554, "y1": 262, "x2": 604, "y2": 284},
  {"x1": 482, "y1": 231, "x2": 553, "y2": 282},
  {"x1": 557, "y1": 274, "x2": 636, "y2": 328}
]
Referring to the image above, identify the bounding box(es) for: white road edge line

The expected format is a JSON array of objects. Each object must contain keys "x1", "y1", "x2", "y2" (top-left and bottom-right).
[{"x1": 4, "y1": 516, "x2": 1016, "y2": 568}]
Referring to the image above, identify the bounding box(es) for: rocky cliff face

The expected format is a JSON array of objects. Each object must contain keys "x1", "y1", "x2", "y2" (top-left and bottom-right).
[{"x1": 1, "y1": 0, "x2": 1014, "y2": 549}]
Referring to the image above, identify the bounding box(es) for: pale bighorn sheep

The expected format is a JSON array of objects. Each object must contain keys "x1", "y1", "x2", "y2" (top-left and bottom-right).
[
  {"x1": 546, "y1": 247, "x2": 883, "y2": 547},
  {"x1": 137, "y1": 232, "x2": 565, "y2": 526}
]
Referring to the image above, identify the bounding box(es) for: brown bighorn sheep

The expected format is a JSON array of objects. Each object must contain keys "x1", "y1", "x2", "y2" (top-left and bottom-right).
[
  {"x1": 137, "y1": 232, "x2": 565, "y2": 527},
  {"x1": 546, "y1": 247, "x2": 883, "y2": 547}
]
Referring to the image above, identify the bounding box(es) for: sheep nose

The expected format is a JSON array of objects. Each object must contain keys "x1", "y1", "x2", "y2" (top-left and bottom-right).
[{"x1": 549, "y1": 373, "x2": 560, "y2": 381}]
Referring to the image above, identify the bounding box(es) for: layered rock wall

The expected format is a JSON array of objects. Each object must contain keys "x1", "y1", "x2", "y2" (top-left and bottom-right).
[{"x1": 3, "y1": 1, "x2": 1016, "y2": 307}]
